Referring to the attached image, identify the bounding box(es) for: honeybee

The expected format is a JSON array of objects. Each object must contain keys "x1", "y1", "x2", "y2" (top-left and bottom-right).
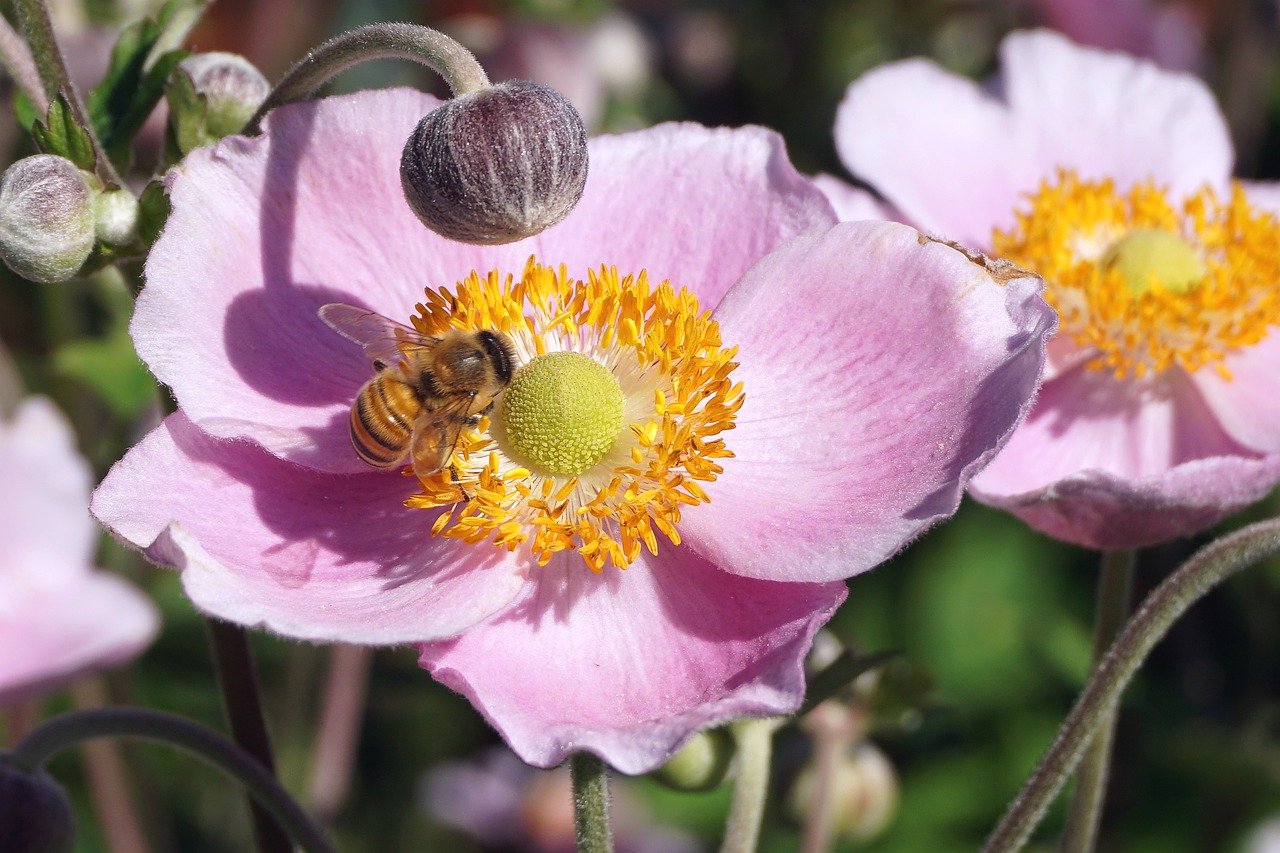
[{"x1": 319, "y1": 304, "x2": 517, "y2": 479}]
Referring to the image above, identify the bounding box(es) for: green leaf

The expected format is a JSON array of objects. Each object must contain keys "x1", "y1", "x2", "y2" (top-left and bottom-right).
[
  {"x1": 12, "y1": 90, "x2": 39, "y2": 132},
  {"x1": 87, "y1": 0, "x2": 195, "y2": 168},
  {"x1": 137, "y1": 179, "x2": 171, "y2": 244},
  {"x1": 31, "y1": 92, "x2": 97, "y2": 172},
  {"x1": 53, "y1": 328, "x2": 156, "y2": 419},
  {"x1": 165, "y1": 65, "x2": 211, "y2": 156}
]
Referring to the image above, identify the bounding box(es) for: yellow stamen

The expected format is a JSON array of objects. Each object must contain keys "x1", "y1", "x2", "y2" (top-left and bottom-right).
[
  {"x1": 992, "y1": 170, "x2": 1280, "y2": 379},
  {"x1": 403, "y1": 259, "x2": 743, "y2": 572}
]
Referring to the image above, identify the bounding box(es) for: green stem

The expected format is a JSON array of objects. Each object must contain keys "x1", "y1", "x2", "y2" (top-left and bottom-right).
[
  {"x1": 0, "y1": 12, "x2": 46, "y2": 113},
  {"x1": 1060, "y1": 550, "x2": 1136, "y2": 852},
  {"x1": 721, "y1": 718, "x2": 782, "y2": 853},
  {"x1": 983, "y1": 518, "x2": 1280, "y2": 852},
  {"x1": 244, "y1": 22, "x2": 490, "y2": 135},
  {"x1": 5, "y1": 707, "x2": 333, "y2": 852},
  {"x1": 12, "y1": 0, "x2": 124, "y2": 187},
  {"x1": 570, "y1": 752, "x2": 613, "y2": 853},
  {"x1": 205, "y1": 618, "x2": 291, "y2": 853}
]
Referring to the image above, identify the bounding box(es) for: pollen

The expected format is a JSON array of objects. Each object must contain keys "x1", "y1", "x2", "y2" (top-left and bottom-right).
[
  {"x1": 992, "y1": 170, "x2": 1280, "y2": 379},
  {"x1": 403, "y1": 259, "x2": 743, "y2": 572}
]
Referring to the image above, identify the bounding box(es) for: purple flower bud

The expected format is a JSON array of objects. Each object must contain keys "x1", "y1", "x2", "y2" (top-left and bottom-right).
[
  {"x1": 0, "y1": 155, "x2": 96, "y2": 284},
  {"x1": 0, "y1": 763, "x2": 75, "y2": 852},
  {"x1": 400, "y1": 80, "x2": 588, "y2": 244}
]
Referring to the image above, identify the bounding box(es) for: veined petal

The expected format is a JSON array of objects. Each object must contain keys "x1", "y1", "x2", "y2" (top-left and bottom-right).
[
  {"x1": 419, "y1": 546, "x2": 845, "y2": 773},
  {"x1": 681, "y1": 221, "x2": 1054, "y2": 583},
  {"x1": 90, "y1": 414, "x2": 530, "y2": 644},
  {"x1": 1190, "y1": 330, "x2": 1280, "y2": 453}
]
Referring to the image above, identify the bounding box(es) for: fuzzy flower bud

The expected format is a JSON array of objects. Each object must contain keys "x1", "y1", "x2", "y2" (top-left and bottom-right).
[
  {"x1": 94, "y1": 189, "x2": 139, "y2": 247},
  {"x1": 400, "y1": 80, "x2": 588, "y2": 244},
  {"x1": 789, "y1": 743, "x2": 898, "y2": 843},
  {"x1": 0, "y1": 763, "x2": 75, "y2": 852},
  {"x1": 179, "y1": 52, "x2": 271, "y2": 139},
  {"x1": 0, "y1": 155, "x2": 96, "y2": 284},
  {"x1": 652, "y1": 729, "x2": 733, "y2": 792}
]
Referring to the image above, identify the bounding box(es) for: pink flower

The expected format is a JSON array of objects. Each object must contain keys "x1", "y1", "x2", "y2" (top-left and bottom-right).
[
  {"x1": 834, "y1": 30, "x2": 1280, "y2": 549},
  {"x1": 0, "y1": 398, "x2": 158, "y2": 706},
  {"x1": 1025, "y1": 0, "x2": 1204, "y2": 73},
  {"x1": 91, "y1": 88, "x2": 1051, "y2": 771}
]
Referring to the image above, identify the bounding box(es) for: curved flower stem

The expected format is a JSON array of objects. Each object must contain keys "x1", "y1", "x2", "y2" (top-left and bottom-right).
[
  {"x1": 244, "y1": 23, "x2": 490, "y2": 135},
  {"x1": 983, "y1": 518, "x2": 1280, "y2": 852},
  {"x1": 205, "y1": 618, "x2": 291, "y2": 853},
  {"x1": 1060, "y1": 549, "x2": 1135, "y2": 852},
  {"x1": 6, "y1": 707, "x2": 334, "y2": 852},
  {"x1": 721, "y1": 717, "x2": 783, "y2": 853},
  {"x1": 571, "y1": 752, "x2": 613, "y2": 853},
  {"x1": 307, "y1": 644, "x2": 373, "y2": 822},
  {"x1": 799, "y1": 704, "x2": 864, "y2": 853},
  {"x1": 12, "y1": 0, "x2": 124, "y2": 187},
  {"x1": 0, "y1": 12, "x2": 47, "y2": 113}
]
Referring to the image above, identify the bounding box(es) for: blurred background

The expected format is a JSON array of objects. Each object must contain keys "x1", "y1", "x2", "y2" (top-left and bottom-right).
[{"x1": 2, "y1": 0, "x2": 1280, "y2": 850}]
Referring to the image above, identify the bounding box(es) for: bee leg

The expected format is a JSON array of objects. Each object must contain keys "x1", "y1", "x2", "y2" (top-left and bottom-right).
[
  {"x1": 372, "y1": 359, "x2": 387, "y2": 372},
  {"x1": 449, "y1": 463, "x2": 473, "y2": 503}
]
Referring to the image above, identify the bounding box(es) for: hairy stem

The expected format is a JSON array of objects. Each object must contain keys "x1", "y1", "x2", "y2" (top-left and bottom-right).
[
  {"x1": 12, "y1": 0, "x2": 123, "y2": 187},
  {"x1": 1060, "y1": 550, "x2": 1135, "y2": 852},
  {"x1": 983, "y1": 518, "x2": 1280, "y2": 851},
  {"x1": 307, "y1": 645, "x2": 372, "y2": 822},
  {"x1": 204, "y1": 618, "x2": 290, "y2": 853},
  {"x1": 571, "y1": 752, "x2": 613, "y2": 853},
  {"x1": 245, "y1": 22, "x2": 489, "y2": 134},
  {"x1": 6, "y1": 707, "x2": 333, "y2": 852},
  {"x1": 722, "y1": 717, "x2": 782, "y2": 853}
]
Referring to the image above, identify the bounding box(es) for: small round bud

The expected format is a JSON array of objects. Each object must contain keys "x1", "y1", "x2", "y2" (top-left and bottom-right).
[
  {"x1": 0, "y1": 762, "x2": 75, "y2": 852},
  {"x1": 652, "y1": 729, "x2": 734, "y2": 792},
  {"x1": 178, "y1": 52, "x2": 271, "y2": 139},
  {"x1": 789, "y1": 743, "x2": 898, "y2": 843},
  {"x1": 0, "y1": 155, "x2": 96, "y2": 284},
  {"x1": 400, "y1": 80, "x2": 588, "y2": 244},
  {"x1": 94, "y1": 189, "x2": 139, "y2": 247}
]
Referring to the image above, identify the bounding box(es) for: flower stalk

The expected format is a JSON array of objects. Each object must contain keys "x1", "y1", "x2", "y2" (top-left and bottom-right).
[
  {"x1": 12, "y1": 0, "x2": 124, "y2": 188},
  {"x1": 983, "y1": 518, "x2": 1280, "y2": 852},
  {"x1": 0, "y1": 13, "x2": 46, "y2": 114},
  {"x1": 205, "y1": 618, "x2": 291, "y2": 853},
  {"x1": 244, "y1": 23, "x2": 490, "y2": 134},
  {"x1": 1060, "y1": 549, "x2": 1135, "y2": 851},
  {"x1": 721, "y1": 717, "x2": 783, "y2": 853},
  {"x1": 570, "y1": 752, "x2": 613, "y2": 853},
  {"x1": 6, "y1": 707, "x2": 334, "y2": 852}
]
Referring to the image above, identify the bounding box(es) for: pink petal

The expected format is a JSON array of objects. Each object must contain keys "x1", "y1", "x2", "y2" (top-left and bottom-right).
[
  {"x1": 1189, "y1": 331, "x2": 1280, "y2": 453},
  {"x1": 90, "y1": 414, "x2": 530, "y2": 644},
  {"x1": 419, "y1": 546, "x2": 845, "y2": 773},
  {"x1": 999, "y1": 30, "x2": 1231, "y2": 197},
  {"x1": 0, "y1": 398, "x2": 95, "y2": 580},
  {"x1": 809, "y1": 173, "x2": 894, "y2": 222},
  {"x1": 970, "y1": 365, "x2": 1280, "y2": 547},
  {"x1": 1244, "y1": 180, "x2": 1280, "y2": 215},
  {"x1": 681, "y1": 222, "x2": 1054, "y2": 583},
  {"x1": 536, "y1": 124, "x2": 834, "y2": 310},
  {"x1": 834, "y1": 57, "x2": 1037, "y2": 247},
  {"x1": 0, "y1": 572, "x2": 158, "y2": 706},
  {"x1": 138, "y1": 90, "x2": 831, "y2": 474},
  {"x1": 835, "y1": 30, "x2": 1232, "y2": 248}
]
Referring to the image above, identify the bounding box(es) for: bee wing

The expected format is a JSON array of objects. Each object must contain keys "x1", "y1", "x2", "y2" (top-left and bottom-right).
[
  {"x1": 319, "y1": 303, "x2": 439, "y2": 366},
  {"x1": 409, "y1": 398, "x2": 474, "y2": 479}
]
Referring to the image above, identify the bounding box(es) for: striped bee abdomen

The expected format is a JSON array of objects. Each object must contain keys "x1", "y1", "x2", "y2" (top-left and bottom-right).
[{"x1": 350, "y1": 375, "x2": 421, "y2": 468}]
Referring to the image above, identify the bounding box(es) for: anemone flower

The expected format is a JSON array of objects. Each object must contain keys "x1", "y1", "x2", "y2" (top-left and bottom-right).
[
  {"x1": 832, "y1": 30, "x2": 1280, "y2": 549},
  {"x1": 91, "y1": 87, "x2": 1052, "y2": 771},
  {"x1": 1, "y1": 398, "x2": 158, "y2": 706}
]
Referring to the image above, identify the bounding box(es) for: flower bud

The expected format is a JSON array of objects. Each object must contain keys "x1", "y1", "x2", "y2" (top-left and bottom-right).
[
  {"x1": 0, "y1": 762, "x2": 75, "y2": 852},
  {"x1": 400, "y1": 80, "x2": 588, "y2": 244},
  {"x1": 652, "y1": 728, "x2": 733, "y2": 792},
  {"x1": 178, "y1": 52, "x2": 271, "y2": 139},
  {"x1": 94, "y1": 189, "x2": 139, "y2": 247},
  {"x1": 0, "y1": 155, "x2": 96, "y2": 284},
  {"x1": 789, "y1": 743, "x2": 898, "y2": 843}
]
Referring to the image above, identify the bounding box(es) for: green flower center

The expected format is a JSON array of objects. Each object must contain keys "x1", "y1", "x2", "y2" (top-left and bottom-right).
[
  {"x1": 1101, "y1": 228, "x2": 1206, "y2": 296},
  {"x1": 496, "y1": 351, "x2": 625, "y2": 476}
]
